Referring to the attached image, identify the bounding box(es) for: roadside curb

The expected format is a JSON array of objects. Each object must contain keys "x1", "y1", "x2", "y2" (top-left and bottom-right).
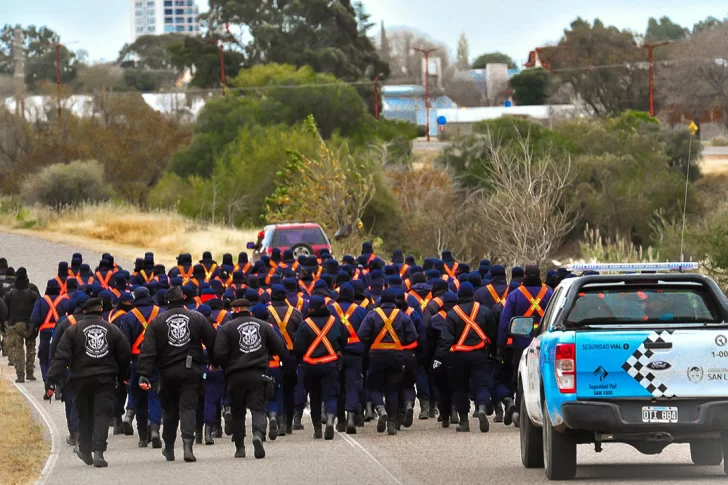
[{"x1": 12, "y1": 380, "x2": 60, "y2": 485}]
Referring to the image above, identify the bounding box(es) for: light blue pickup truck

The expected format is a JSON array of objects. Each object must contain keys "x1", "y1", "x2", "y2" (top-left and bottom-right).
[{"x1": 511, "y1": 263, "x2": 728, "y2": 480}]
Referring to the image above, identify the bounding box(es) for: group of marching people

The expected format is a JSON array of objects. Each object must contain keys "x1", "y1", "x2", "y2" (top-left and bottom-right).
[{"x1": 10, "y1": 241, "x2": 560, "y2": 463}]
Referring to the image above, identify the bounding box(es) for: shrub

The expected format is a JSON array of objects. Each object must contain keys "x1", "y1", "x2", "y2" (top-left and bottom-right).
[
  {"x1": 22, "y1": 160, "x2": 112, "y2": 207},
  {"x1": 711, "y1": 136, "x2": 728, "y2": 147}
]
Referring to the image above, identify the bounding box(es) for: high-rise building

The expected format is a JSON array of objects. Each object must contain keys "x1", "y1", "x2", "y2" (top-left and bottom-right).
[{"x1": 130, "y1": 0, "x2": 201, "y2": 40}]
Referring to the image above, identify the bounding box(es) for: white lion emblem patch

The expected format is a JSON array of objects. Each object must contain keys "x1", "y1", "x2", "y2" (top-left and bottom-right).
[
  {"x1": 237, "y1": 322, "x2": 261, "y2": 354},
  {"x1": 84, "y1": 325, "x2": 109, "y2": 358},
  {"x1": 167, "y1": 315, "x2": 190, "y2": 347}
]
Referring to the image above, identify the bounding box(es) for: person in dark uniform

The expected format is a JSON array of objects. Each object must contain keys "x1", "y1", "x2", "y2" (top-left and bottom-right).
[
  {"x1": 440, "y1": 282, "x2": 498, "y2": 433},
  {"x1": 46, "y1": 298, "x2": 131, "y2": 468},
  {"x1": 137, "y1": 286, "x2": 217, "y2": 463},
  {"x1": 293, "y1": 296, "x2": 347, "y2": 440},
  {"x1": 214, "y1": 299, "x2": 285, "y2": 459}
]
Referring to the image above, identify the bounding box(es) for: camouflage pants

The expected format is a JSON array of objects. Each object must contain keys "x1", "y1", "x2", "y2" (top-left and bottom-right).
[{"x1": 6, "y1": 322, "x2": 36, "y2": 378}]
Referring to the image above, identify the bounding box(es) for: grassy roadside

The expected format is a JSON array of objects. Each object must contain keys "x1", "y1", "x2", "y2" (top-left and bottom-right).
[
  {"x1": 0, "y1": 372, "x2": 48, "y2": 485},
  {"x1": 0, "y1": 202, "x2": 258, "y2": 268}
]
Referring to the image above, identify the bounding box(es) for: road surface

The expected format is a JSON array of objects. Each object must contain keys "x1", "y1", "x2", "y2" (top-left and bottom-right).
[{"x1": 0, "y1": 231, "x2": 725, "y2": 484}]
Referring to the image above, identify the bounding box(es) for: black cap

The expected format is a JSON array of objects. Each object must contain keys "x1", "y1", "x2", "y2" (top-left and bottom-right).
[
  {"x1": 525, "y1": 265, "x2": 541, "y2": 278},
  {"x1": 83, "y1": 298, "x2": 103, "y2": 313},
  {"x1": 231, "y1": 298, "x2": 251, "y2": 311},
  {"x1": 165, "y1": 286, "x2": 184, "y2": 303}
]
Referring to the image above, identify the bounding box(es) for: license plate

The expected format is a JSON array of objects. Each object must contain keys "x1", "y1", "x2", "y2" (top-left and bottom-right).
[{"x1": 641, "y1": 406, "x2": 678, "y2": 423}]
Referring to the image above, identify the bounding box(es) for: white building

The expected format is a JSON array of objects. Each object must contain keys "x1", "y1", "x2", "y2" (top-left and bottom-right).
[{"x1": 131, "y1": 0, "x2": 201, "y2": 40}]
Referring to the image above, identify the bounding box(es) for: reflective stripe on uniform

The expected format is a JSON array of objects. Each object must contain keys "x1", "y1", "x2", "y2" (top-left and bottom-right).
[
  {"x1": 450, "y1": 302, "x2": 488, "y2": 352},
  {"x1": 302, "y1": 317, "x2": 338, "y2": 364},
  {"x1": 371, "y1": 308, "x2": 402, "y2": 350},
  {"x1": 130, "y1": 306, "x2": 160, "y2": 354},
  {"x1": 269, "y1": 305, "x2": 295, "y2": 350},
  {"x1": 518, "y1": 285, "x2": 548, "y2": 318},
  {"x1": 39, "y1": 294, "x2": 69, "y2": 332},
  {"x1": 331, "y1": 302, "x2": 361, "y2": 345}
]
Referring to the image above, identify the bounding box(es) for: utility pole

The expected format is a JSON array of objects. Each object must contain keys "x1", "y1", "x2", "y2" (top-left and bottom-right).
[
  {"x1": 643, "y1": 41, "x2": 669, "y2": 117},
  {"x1": 413, "y1": 47, "x2": 438, "y2": 142},
  {"x1": 205, "y1": 22, "x2": 233, "y2": 96},
  {"x1": 12, "y1": 28, "x2": 25, "y2": 116},
  {"x1": 42, "y1": 40, "x2": 77, "y2": 130},
  {"x1": 373, "y1": 73, "x2": 382, "y2": 120}
]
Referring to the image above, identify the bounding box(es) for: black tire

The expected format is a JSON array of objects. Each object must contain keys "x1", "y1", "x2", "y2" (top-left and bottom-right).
[
  {"x1": 520, "y1": 387, "x2": 544, "y2": 469},
  {"x1": 690, "y1": 440, "x2": 723, "y2": 466},
  {"x1": 290, "y1": 243, "x2": 314, "y2": 259},
  {"x1": 543, "y1": 405, "x2": 577, "y2": 480}
]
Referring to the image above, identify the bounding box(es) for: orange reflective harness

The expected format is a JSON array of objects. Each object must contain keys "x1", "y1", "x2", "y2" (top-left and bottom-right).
[
  {"x1": 203, "y1": 264, "x2": 218, "y2": 282},
  {"x1": 130, "y1": 306, "x2": 160, "y2": 355},
  {"x1": 331, "y1": 302, "x2": 361, "y2": 345},
  {"x1": 518, "y1": 285, "x2": 549, "y2": 319},
  {"x1": 234, "y1": 262, "x2": 251, "y2": 274},
  {"x1": 444, "y1": 262, "x2": 459, "y2": 279},
  {"x1": 401, "y1": 308, "x2": 418, "y2": 350},
  {"x1": 269, "y1": 305, "x2": 295, "y2": 350},
  {"x1": 371, "y1": 308, "x2": 403, "y2": 350},
  {"x1": 409, "y1": 291, "x2": 432, "y2": 311},
  {"x1": 95, "y1": 270, "x2": 113, "y2": 290},
  {"x1": 54, "y1": 276, "x2": 68, "y2": 295},
  {"x1": 177, "y1": 265, "x2": 194, "y2": 285},
  {"x1": 67, "y1": 314, "x2": 77, "y2": 326},
  {"x1": 139, "y1": 269, "x2": 154, "y2": 284},
  {"x1": 108, "y1": 309, "x2": 126, "y2": 324},
  {"x1": 450, "y1": 302, "x2": 488, "y2": 352},
  {"x1": 39, "y1": 294, "x2": 69, "y2": 332},
  {"x1": 302, "y1": 317, "x2": 338, "y2": 365},
  {"x1": 486, "y1": 284, "x2": 509, "y2": 305}
]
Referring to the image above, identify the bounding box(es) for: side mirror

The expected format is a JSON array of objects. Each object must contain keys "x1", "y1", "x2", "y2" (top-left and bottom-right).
[
  {"x1": 246, "y1": 242, "x2": 255, "y2": 250},
  {"x1": 509, "y1": 316, "x2": 535, "y2": 336}
]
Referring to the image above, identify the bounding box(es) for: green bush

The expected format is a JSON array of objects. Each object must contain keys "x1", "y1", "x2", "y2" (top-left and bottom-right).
[
  {"x1": 711, "y1": 136, "x2": 728, "y2": 147},
  {"x1": 23, "y1": 160, "x2": 112, "y2": 207}
]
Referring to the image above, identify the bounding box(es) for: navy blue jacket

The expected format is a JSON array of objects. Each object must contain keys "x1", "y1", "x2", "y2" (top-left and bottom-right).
[
  {"x1": 498, "y1": 283, "x2": 553, "y2": 349},
  {"x1": 30, "y1": 292, "x2": 69, "y2": 334},
  {"x1": 120, "y1": 297, "x2": 161, "y2": 357},
  {"x1": 293, "y1": 313, "x2": 347, "y2": 363},
  {"x1": 327, "y1": 300, "x2": 368, "y2": 355},
  {"x1": 357, "y1": 303, "x2": 418, "y2": 355}
]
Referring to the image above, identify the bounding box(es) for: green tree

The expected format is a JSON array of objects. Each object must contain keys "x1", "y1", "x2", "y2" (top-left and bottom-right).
[
  {"x1": 510, "y1": 68, "x2": 549, "y2": 105},
  {"x1": 540, "y1": 18, "x2": 649, "y2": 115},
  {"x1": 117, "y1": 34, "x2": 187, "y2": 70},
  {"x1": 472, "y1": 52, "x2": 516, "y2": 69},
  {"x1": 208, "y1": 0, "x2": 388, "y2": 83},
  {"x1": 169, "y1": 36, "x2": 245, "y2": 89},
  {"x1": 456, "y1": 32, "x2": 470, "y2": 70},
  {"x1": 378, "y1": 21, "x2": 391, "y2": 64},
  {"x1": 645, "y1": 16, "x2": 688, "y2": 42},
  {"x1": 693, "y1": 15, "x2": 727, "y2": 34}
]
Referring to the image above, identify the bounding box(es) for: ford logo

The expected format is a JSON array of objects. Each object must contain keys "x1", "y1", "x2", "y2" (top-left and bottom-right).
[{"x1": 647, "y1": 361, "x2": 672, "y2": 371}]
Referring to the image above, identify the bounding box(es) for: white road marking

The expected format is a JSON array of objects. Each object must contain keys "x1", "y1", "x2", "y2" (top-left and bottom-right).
[
  {"x1": 303, "y1": 408, "x2": 402, "y2": 485},
  {"x1": 14, "y1": 381, "x2": 61, "y2": 485}
]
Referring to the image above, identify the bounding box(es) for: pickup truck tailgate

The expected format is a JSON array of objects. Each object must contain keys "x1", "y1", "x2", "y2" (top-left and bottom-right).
[{"x1": 576, "y1": 330, "x2": 728, "y2": 399}]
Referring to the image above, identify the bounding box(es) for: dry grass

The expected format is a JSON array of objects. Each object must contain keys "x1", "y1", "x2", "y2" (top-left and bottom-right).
[
  {"x1": 701, "y1": 156, "x2": 728, "y2": 176},
  {"x1": 0, "y1": 202, "x2": 259, "y2": 268},
  {"x1": 0, "y1": 373, "x2": 48, "y2": 485}
]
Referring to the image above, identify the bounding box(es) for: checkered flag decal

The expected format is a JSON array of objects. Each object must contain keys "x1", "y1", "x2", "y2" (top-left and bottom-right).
[{"x1": 621, "y1": 330, "x2": 675, "y2": 398}]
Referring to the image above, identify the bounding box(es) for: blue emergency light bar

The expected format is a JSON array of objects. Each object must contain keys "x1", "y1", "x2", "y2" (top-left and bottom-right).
[{"x1": 566, "y1": 262, "x2": 700, "y2": 273}]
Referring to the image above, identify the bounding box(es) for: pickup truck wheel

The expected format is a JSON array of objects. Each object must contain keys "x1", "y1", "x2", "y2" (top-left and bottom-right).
[
  {"x1": 690, "y1": 440, "x2": 723, "y2": 466},
  {"x1": 520, "y1": 391, "x2": 544, "y2": 468},
  {"x1": 543, "y1": 407, "x2": 577, "y2": 480}
]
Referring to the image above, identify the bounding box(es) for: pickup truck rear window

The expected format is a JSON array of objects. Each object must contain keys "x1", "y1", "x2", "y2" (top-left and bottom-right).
[{"x1": 566, "y1": 287, "x2": 719, "y2": 325}]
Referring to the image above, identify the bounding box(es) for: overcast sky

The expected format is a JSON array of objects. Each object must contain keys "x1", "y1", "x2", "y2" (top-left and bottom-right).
[{"x1": 3, "y1": 0, "x2": 727, "y2": 64}]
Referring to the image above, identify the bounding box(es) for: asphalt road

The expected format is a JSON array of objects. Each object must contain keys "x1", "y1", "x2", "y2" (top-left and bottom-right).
[{"x1": 1, "y1": 231, "x2": 726, "y2": 484}]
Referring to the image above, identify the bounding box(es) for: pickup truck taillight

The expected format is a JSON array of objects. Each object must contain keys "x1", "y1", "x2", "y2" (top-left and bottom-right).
[{"x1": 555, "y1": 343, "x2": 576, "y2": 393}]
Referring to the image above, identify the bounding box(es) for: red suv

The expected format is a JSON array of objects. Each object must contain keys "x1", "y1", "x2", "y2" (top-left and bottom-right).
[{"x1": 247, "y1": 223, "x2": 332, "y2": 261}]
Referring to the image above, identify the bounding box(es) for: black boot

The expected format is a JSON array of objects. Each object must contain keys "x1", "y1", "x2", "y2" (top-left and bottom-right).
[
  {"x1": 494, "y1": 402, "x2": 504, "y2": 423},
  {"x1": 26, "y1": 371, "x2": 36, "y2": 381},
  {"x1": 355, "y1": 411, "x2": 365, "y2": 427},
  {"x1": 278, "y1": 415, "x2": 286, "y2": 437},
  {"x1": 234, "y1": 442, "x2": 245, "y2": 458},
  {"x1": 502, "y1": 398, "x2": 516, "y2": 426},
  {"x1": 313, "y1": 421, "x2": 323, "y2": 440},
  {"x1": 162, "y1": 444, "x2": 175, "y2": 462},
  {"x1": 403, "y1": 401, "x2": 414, "y2": 428},
  {"x1": 268, "y1": 412, "x2": 278, "y2": 441},
  {"x1": 93, "y1": 451, "x2": 108, "y2": 468},
  {"x1": 213, "y1": 424, "x2": 222, "y2": 438},
  {"x1": 456, "y1": 412, "x2": 470, "y2": 432},
  {"x1": 428, "y1": 400, "x2": 437, "y2": 419},
  {"x1": 477, "y1": 404, "x2": 490, "y2": 433},
  {"x1": 223, "y1": 406, "x2": 233, "y2": 436},
  {"x1": 450, "y1": 406, "x2": 459, "y2": 424},
  {"x1": 346, "y1": 412, "x2": 357, "y2": 434},
  {"x1": 150, "y1": 423, "x2": 162, "y2": 448},
  {"x1": 375, "y1": 405, "x2": 388, "y2": 433},
  {"x1": 335, "y1": 414, "x2": 346, "y2": 433},
  {"x1": 513, "y1": 412, "x2": 521, "y2": 428},
  {"x1": 113, "y1": 416, "x2": 124, "y2": 435},
  {"x1": 252, "y1": 432, "x2": 265, "y2": 459},
  {"x1": 418, "y1": 399, "x2": 430, "y2": 420},
  {"x1": 293, "y1": 411, "x2": 304, "y2": 430},
  {"x1": 195, "y1": 426, "x2": 203, "y2": 445},
  {"x1": 325, "y1": 414, "x2": 335, "y2": 440},
  {"x1": 66, "y1": 434, "x2": 76, "y2": 446},
  {"x1": 76, "y1": 450, "x2": 93, "y2": 466},
  {"x1": 122, "y1": 410, "x2": 135, "y2": 435},
  {"x1": 441, "y1": 415, "x2": 450, "y2": 428},
  {"x1": 364, "y1": 402, "x2": 374, "y2": 422},
  {"x1": 387, "y1": 418, "x2": 397, "y2": 436},
  {"x1": 486, "y1": 403, "x2": 494, "y2": 416},
  {"x1": 138, "y1": 427, "x2": 149, "y2": 448},
  {"x1": 204, "y1": 424, "x2": 215, "y2": 445},
  {"x1": 182, "y1": 439, "x2": 196, "y2": 462},
  {"x1": 285, "y1": 414, "x2": 293, "y2": 435}
]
